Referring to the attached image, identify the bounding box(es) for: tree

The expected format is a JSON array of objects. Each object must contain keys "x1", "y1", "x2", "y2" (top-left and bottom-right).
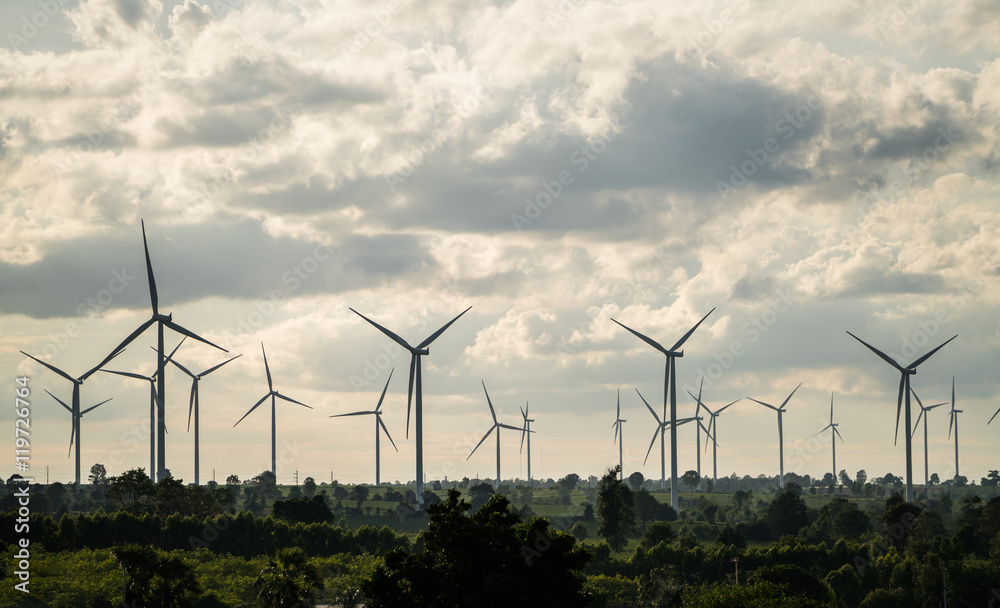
[
  {"x1": 981, "y1": 470, "x2": 1000, "y2": 487},
  {"x1": 681, "y1": 470, "x2": 701, "y2": 492},
  {"x1": 272, "y1": 495, "x2": 334, "y2": 524},
  {"x1": 839, "y1": 469, "x2": 851, "y2": 486},
  {"x1": 301, "y1": 476, "x2": 316, "y2": 498},
  {"x1": 766, "y1": 488, "x2": 808, "y2": 537},
  {"x1": 468, "y1": 482, "x2": 495, "y2": 511},
  {"x1": 597, "y1": 465, "x2": 635, "y2": 551},
  {"x1": 107, "y1": 468, "x2": 156, "y2": 512},
  {"x1": 639, "y1": 522, "x2": 676, "y2": 549},
  {"x1": 716, "y1": 523, "x2": 746, "y2": 548},
  {"x1": 928, "y1": 473, "x2": 940, "y2": 486},
  {"x1": 855, "y1": 469, "x2": 867, "y2": 487},
  {"x1": 114, "y1": 544, "x2": 201, "y2": 608},
  {"x1": 363, "y1": 489, "x2": 590, "y2": 608},
  {"x1": 633, "y1": 488, "x2": 661, "y2": 528},
  {"x1": 953, "y1": 474, "x2": 968, "y2": 487},
  {"x1": 88, "y1": 463, "x2": 109, "y2": 486},
  {"x1": 627, "y1": 471, "x2": 645, "y2": 490},
  {"x1": 254, "y1": 547, "x2": 322, "y2": 608},
  {"x1": 226, "y1": 474, "x2": 240, "y2": 486},
  {"x1": 832, "y1": 503, "x2": 870, "y2": 540}
]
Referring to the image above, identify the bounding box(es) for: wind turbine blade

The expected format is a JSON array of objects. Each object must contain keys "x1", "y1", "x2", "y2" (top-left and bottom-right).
[
  {"x1": 911, "y1": 408, "x2": 924, "y2": 439},
  {"x1": 80, "y1": 346, "x2": 125, "y2": 381},
  {"x1": 378, "y1": 416, "x2": 398, "y2": 451},
  {"x1": 261, "y1": 343, "x2": 273, "y2": 392},
  {"x1": 989, "y1": 407, "x2": 1000, "y2": 425},
  {"x1": 717, "y1": 399, "x2": 740, "y2": 414},
  {"x1": 616, "y1": 390, "x2": 620, "y2": 420},
  {"x1": 417, "y1": 306, "x2": 472, "y2": 349},
  {"x1": 68, "y1": 420, "x2": 75, "y2": 458},
  {"x1": 951, "y1": 376, "x2": 955, "y2": 413},
  {"x1": 331, "y1": 410, "x2": 377, "y2": 417},
  {"x1": 833, "y1": 427, "x2": 845, "y2": 443},
  {"x1": 275, "y1": 392, "x2": 312, "y2": 408},
  {"x1": 610, "y1": 318, "x2": 668, "y2": 354},
  {"x1": 350, "y1": 308, "x2": 415, "y2": 352},
  {"x1": 909, "y1": 386, "x2": 924, "y2": 409},
  {"x1": 643, "y1": 428, "x2": 659, "y2": 465},
  {"x1": 89, "y1": 318, "x2": 156, "y2": 376},
  {"x1": 467, "y1": 425, "x2": 495, "y2": 460},
  {"x1": 81, "y1": 398, "x2": 112, "y2": 415},
  {"x1": 163, "y1": 320, "x2": 227, "y2": 352},
  {"x1": 894, "y1": 374, "x2": 905, "y2": 446},
  {"x1": 830, "y1": 393, "x2": 834, "y2": 422},
  {"x1": 499, "y1": 423, "x2": 523, "y2": 431},
  {"x1": 165, "y1": 336, "x2": 186, "y2": 362},
  {"x1": 234, "y1": 393, "x2": 269, "y2": 427},
  {"x1": 635, "y1": 388, "x2": 660, "y2": 423},
  {"x1": 166, "y1": 354, "x2": 195, "y2": 378},
  {"x1": 481, "y1": 380, "x2": 498, "y2": 424},
  {"x1": 747, "y1": 397, "x2": 780, "y2": 412},
  {"x1": 698, "y1": 419, "x2": 712, "y2": 436},
  {"x1": 141, "y1": 219, "x2": 159, "y2": 316},
  {"x1": 406, "y1": 354, "x2": 416, "y2": 438},
  {"x1": 520, "y1": 405, "x2": 527, "y2": 453},
  {"x1": 200, "y1": 354, "x2": 242, "y2": 377},
  {"x1": 375, "y1": 368, "x2": 394, "y2": 411},
  {"x1": 779, "y1": 383, "x2": 802, "y2": 409},
  {"x1": 906, "y1": 335, "x2": 958, "y2": 370},
  {"x1": 187, "y1": 381, "x2": 196, "y2": 432},
  {"x1": 670, "y1": 307, "x2": 715, "y2": 351},
  {"x1": 948, "y1": 409, "x2": 954, "y2": 439},
  {"x1": 20, "y1": 351, "x2": 75, "y2": 384},
  {"x1": 103, "y1": 369, "x2": 152, "y2": 382},
  {"x1": 45, "y1": 389, "x2": 72, "y2": 413},
  {"x1": 811, "y1": 424, "x2": 833, "y2": 438},
  {"x1": 613, "y1": 421, "x2": 619, "y2": 444},
  {"x1": 846, "y1": 331, "x2": 905, "y2": 372}
]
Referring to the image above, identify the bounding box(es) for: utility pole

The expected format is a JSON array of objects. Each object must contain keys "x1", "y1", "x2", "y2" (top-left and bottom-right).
[
  {"x1": 294, "y1": 469, "x2": 299, "y2": 485},
  {"x1": 732, "y1": 557, "x2": 740, "y2": 585}
]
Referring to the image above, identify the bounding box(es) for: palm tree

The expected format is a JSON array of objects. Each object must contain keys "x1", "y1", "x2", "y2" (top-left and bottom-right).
[
  {"x1": 114, "y1": 544, "x2": 200, "y2": 608},
  {"x1": 254, "y1": 547, "x2": 322, "y2": 608}
]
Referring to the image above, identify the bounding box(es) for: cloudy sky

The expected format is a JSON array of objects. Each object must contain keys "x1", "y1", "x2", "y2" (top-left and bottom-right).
[{"x1": 2, "y1": 0, "x2": 999, "y2": 489}]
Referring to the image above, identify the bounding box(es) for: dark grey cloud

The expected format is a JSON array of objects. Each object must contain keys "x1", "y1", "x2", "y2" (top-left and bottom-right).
[{"x1": 0, "y1": 219, "x2": 437, "y2": 319}]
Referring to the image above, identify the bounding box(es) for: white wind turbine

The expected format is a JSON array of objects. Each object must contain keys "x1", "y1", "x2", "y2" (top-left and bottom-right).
[
  {"x1": 687, "y1": 388, "x2": 739, "y2": 488},
  {"x1": 612, "y1": 390, "x2": 626, "y2": 481},
  {"x1": 812, "y1": 393, "x2": 844, "y2": 488},
  {"x1": 331, "y1": 369, "x2": 398, "y2": 486},
  {"x1": 468, "y1": 381, "x2": 529, "y2": 489},
  {"x1": 748, "y1": 383, "x2": 801, "y2": 491}
]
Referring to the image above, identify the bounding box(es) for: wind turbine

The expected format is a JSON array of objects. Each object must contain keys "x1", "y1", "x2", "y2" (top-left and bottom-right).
[
  {"x1": 331, "y1": 369, "x2": 397, "y2": 486},
  {"x1": 636, "y1": 388, "x2": 698, "y2": 483},
  {"x1": 234, "y1": 343, "x2": 312, "y2": 477},
  {"x1": 104, "y1": 340, "x2": 184, "y2": 480},
  {"x1": 612, "y1": 390, "x2": 625, "y2": 481},
  {"x1": 686, "y1": 378, "x2": 715, "y2": 489},
  {"x1": 947, "y1": 377, "x2": 962, "y2": 481},
  {"x1": 519, "y1": 401, "x2": 534, "y2": 488},
  {"x1": 468, "y1": 381, "x2": 529, "y2": 489},
  {"x1": 989, "y1": 405, "x2": 1000, "y2": 426},
  {"x1": 45, "y1": 390, "x2": 112, "y2": 481},
  {"x1": 811, "y1": 393, "x2": 844, "y2": 488},
  {"x1": 91, "y1": 220, "x2": 228, "y2": 482},
  {"x1": 909, "y1": 388, "x2": 946, "y2": 486},
  {"x1": 687, "y1": 388, "x2": 739, "y2": 487},
  {"x1": 19, "y1": 351, "x2": 113, "y2": 485},
  {"x1": 611, "y1": 307, "x2": 715, "y2": 510},
  {"x1": 847, "y1": 330, "x2": 956, "y2": 501},
  {"x1": 748, "y1": 383, "x2": 801, "y2": 491},
  {"x1": 350, "y1": 305, "x2": 471, "y2": 506},
  {"x1": 166, "y1": 350, "x2": 242, "y2": 486}
]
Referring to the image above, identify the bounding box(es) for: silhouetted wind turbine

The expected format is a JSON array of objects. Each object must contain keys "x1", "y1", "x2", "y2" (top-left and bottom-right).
[
  {"x1": 91, "y1": 220, "x2": 228, "y2": 482},
  {"x1": 519, "y1": 401, "x2": 534, "y2": 488},
  {"x1": 686, "y1": 378, "x2": 715, "y2": 489},
  {"x1": 104, "y1": 340, "x2": 184, "y2": 480},
  {"x1": 636, "y1": 388, "x2": 698, "y2": 479},
  {"x1": 612, "y1": 390, "x2": 626, "y2": 481},
  {"x1": 351, "y1": 305, "x2": 471, "y2": 506},
  {"x1": 947, "y1": 377, "x2": 962, "y2": 481},
  {"x1": 687, "y1": 388, "x2": 738, "y2": 487},
  {"x1": 234, "y1": 343, "x2": 312, "y2": 477},
  {"x1": 331, "y1": 369, "x2": 397, "y2": 486},
  {"x1": 748, "y1": 383, "x2": 801, "y2": 491},
  {"x1": 909, "y1": 388, "x2": 947, "y2": 486},
  {"x1": 468, "y1": 381, "x2": 529, "y2": 489},
  {"x1": 45, "y1": 390, "x2": 112, "y2": 480},
  {"x1": 19, "y1": 351, "x2": 114, "y2": 485},
  {"x1": 847, "y1": 330, "x2": 956, "y2": 501},
  {"x1": 167, "y1": 349, "x2": 242, "y2": 485},
  {"x1": 812, "y1": 393, "x2": 844, "y2": 487},
  {"x1": 611, "y1": 307, "x2": 715, "y2": 510}
]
